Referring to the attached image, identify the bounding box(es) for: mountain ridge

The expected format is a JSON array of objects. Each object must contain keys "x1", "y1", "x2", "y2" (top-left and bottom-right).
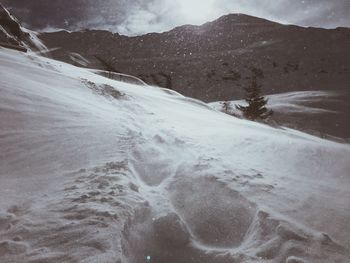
[
  {"x1": 39, "y1": 13, "x2": 350, "y2": 103},
  {"x1": 0, "y1": 4, "x2": 47, "y2": 52}
]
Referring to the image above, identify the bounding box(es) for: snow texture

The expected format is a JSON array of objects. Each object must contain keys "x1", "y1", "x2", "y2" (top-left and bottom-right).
[
  {"x1": 209, "y1": 91, "x2": 350, "y2": 140},
  {"x1": 0, "y1": 48, "x2": 350, "y2": 263}
]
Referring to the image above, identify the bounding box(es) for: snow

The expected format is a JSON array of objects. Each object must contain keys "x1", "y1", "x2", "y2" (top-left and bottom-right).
[
  {"x1": 209, "y1": 90, "x2": 350, "y2": 139},
  {"x1": 0, "y1": 48, "x2": 350, "y2": 263},
  {"x1": 209, "y1": 91, "x2": 340, "y2": 115},
  {"x1": 0, "y1": 5, "x2": 48, "y2": 54},
  {"x1": 68, "y1": 52, "x2": 90, "y2": 67},
  {"x1": 21, "y1": 28, "x2": 49, "y2": 53}
]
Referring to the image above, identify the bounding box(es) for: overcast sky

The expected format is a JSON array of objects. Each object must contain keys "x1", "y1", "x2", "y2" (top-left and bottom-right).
[{"x1": 2, "y1": 0, "x2": 350, "y2": 35}]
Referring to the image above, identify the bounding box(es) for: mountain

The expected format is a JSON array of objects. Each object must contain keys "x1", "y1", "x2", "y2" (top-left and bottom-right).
[
  {"x1": 1, "y1": 46, "x2": 350, "y2": 263},
  {"x1": 39, "y1": 14, "x2": 350, "y2": 102},
  {"x1": 0, "y1": 4, "x2": 47, "y2": 52},
  {"x1": 1, "y1": 6, "x2": 350, "y2": 263}
]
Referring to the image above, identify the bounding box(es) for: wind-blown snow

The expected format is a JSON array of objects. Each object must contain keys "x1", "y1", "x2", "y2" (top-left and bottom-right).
[
  {"x1": 0, "y1": 48, "x2": 349, "y2": 263},
  {"x1": 209, "y1": 91, "x2": 340, "y2": 114},
  {"x1": 21, "y1": 27, "x2": 49, "y2": 53},
  {"x1": 209, "y1": 91, "x2": 350, "y2": 139}
]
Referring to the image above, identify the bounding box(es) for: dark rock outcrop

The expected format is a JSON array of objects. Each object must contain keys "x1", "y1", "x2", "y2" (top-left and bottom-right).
[{"x1": 0, "y1": 4, "x2": 47, "y2": 52}]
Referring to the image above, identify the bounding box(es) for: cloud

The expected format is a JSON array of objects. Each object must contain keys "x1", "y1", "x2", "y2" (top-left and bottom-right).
[
  {"x1": 2, "y1": 0, "x2": 350, "y2": 35},
  {"x1": 116, "y1": 0, "x2": 350, "y2": 35}
]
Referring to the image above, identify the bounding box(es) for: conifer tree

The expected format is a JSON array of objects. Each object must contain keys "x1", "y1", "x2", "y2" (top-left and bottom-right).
[
  {"x1": 222, "y1": 101, "x2": 232, "y2": 114},
  {"x1": 236, "y1": 76, "x2": 272, "y2": 120}
]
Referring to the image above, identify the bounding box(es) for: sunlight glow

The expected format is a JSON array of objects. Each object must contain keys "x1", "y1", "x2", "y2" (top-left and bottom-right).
[{"x1": 178, "y1": 0, "x2": 217, "y2": 24}]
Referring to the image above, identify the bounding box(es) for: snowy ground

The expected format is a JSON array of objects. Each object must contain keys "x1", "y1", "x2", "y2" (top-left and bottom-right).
[
  {"x1": 1, "y1": 48, "x2": 350, "y2": 263},
  {"x1": 209, "y1": 91, "x2": 350, "y2": 140}
]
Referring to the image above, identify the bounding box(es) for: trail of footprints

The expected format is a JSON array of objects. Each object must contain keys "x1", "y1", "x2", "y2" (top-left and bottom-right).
[
  {"x1": 0, "y1": 135, "x2": 348, "y2": 263},
  {"x1": 0, "y1": 160, "x2": 148, "y2": 263}
]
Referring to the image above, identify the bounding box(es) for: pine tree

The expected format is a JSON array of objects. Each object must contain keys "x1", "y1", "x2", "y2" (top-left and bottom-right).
[
  {"x1": 235, "y1": 76, "x2": 272, "y2": 120},
  {"x1": 222, "y1": 101, "x2": 232, "y2": 114},
  {"x1": 94, "y1": 54, "x2": 120, "y2": 79}
]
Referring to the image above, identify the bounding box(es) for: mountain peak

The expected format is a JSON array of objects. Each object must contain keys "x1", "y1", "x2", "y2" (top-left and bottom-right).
[
  {"x1": 208, "y1": 13, "x2": 283, "y2": 27},
  {"x1": 166, "y1": 13, "x2": 283, "y2": 36}
]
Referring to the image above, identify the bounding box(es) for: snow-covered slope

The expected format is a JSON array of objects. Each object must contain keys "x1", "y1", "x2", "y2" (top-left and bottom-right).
[
  {"x1": 210, "y1": 91, "x2": 350, "y2": 139},
  {"x1": 1, "y1": 48, "x2": 350, "y2": 263}
]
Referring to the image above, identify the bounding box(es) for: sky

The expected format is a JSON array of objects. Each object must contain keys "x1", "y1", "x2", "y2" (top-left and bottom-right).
[{"x1": 2, "y1": 0, "x2": 350, "y2": 35}]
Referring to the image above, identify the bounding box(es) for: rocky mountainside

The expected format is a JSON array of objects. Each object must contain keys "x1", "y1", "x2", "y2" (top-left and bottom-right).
[
  {"x1": 0, "y1": 4, "x2": 46, "y2": 52},
  {"x1": 40, "y1": 14, "x2": 350, "y2": 102}
]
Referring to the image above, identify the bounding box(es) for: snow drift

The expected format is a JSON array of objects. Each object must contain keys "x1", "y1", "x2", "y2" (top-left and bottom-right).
[
  {"x1": 0, "y1": 48, "x2": 350, "y2": 263},
  {"x1": 209, "y1": 91, "x2": 350, "y2": 140}
]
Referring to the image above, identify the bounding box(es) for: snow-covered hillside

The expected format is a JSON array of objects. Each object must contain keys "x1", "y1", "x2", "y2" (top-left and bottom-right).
[
  {"x1": 0, "y1": 48, "x2": 350, "y2": 263},
  {"x1": 210, "y1": 91, "x2": 350, "y2": 139}
]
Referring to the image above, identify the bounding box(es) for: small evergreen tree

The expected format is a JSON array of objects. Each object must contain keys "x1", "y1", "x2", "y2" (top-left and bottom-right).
[
  {"x1": 94, "y1": 54, "x2": 120, "y2": 79},
  {"x1": 222, "y1": 101, "x2": 232, "y2": 114},
  {"x1": 235, "y1": 76, "x2": 272, "y2": 120}
]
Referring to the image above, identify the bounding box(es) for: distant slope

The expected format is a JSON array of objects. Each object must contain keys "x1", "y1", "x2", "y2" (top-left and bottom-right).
[
  {"x1": 209, "y1": 90, "x2": 350, "y2": 139},
  {"x1": 40, "y1": 14, "x2": 350, "y2": 102}
]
